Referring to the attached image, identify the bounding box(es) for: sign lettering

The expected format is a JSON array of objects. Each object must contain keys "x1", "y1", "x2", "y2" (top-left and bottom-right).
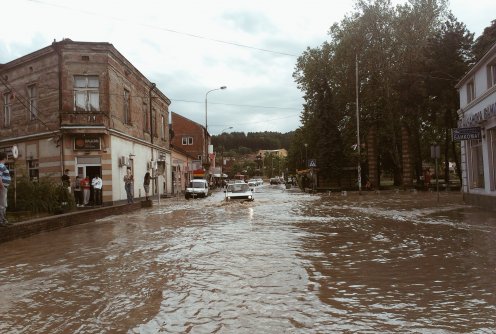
[
  {"x1": 451, "y1": 127, "x2": 481, "y2": 141},
  {"x1": 74, "y1": 136, "x2": 101, "y2": 150}
]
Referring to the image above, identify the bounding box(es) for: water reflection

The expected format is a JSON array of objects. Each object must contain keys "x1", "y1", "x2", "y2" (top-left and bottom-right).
[{"x1": 0, "y1": 187, "x2": 494, "y2": 333}]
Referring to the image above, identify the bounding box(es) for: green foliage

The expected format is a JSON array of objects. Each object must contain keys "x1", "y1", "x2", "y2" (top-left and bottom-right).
[
  {"x1": 290, "y1": 0, "x2": 477, "y2": 186},
  {"x1": 472, "y1": 19, "x2": 496, "y2": 61},
  {"x1": 212, "y1": 131, "x2": 293, "y2": 153},
  {"x1": 8, "y1": 176, "x2": 75, "y2": 214}
]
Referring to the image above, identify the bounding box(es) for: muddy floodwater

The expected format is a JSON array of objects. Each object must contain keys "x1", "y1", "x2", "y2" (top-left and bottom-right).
[{"x1": 0, "y1": 186, "x2": 495, "y2": 333}]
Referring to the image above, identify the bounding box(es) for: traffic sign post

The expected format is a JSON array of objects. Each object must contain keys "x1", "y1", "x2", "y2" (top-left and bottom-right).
[
  {"x1": 431, "y1": 144, "x2": 440, "y2": 203},
  {"x1": 307, "y1": 159, "x2": 317, "y2": 193}
]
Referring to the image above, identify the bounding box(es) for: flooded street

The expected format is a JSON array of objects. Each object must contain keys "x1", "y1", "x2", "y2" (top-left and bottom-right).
[{"x1": 0, "y1": 185, "x2": 495, "y2": 333}]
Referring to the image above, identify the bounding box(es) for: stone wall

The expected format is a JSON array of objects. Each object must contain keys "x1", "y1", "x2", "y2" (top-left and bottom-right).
[{"x1": 0, "y1": 202, "x2": 143, "y2": 244}]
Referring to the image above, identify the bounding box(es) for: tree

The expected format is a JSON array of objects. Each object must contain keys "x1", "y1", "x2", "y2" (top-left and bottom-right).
[
  {"x1": 291, "y1": 0, "x2": 463, "y2": 188},
  {"x1": 472, "y1": 19, "x2": 496, "y2": 61},
  {"x1": 423, "y1": 13, "x2": 473, "y2": 182}
]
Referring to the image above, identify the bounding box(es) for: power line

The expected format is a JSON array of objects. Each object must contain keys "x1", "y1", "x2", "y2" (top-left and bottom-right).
[
  {"x1": 210, "y1": 114, "x2": 299, "y2": 128},
  {"x1": 171, "y1": 98, "x2": 301, "y2": 111},
  {"x1": 1, "y1": 83, "x2": 302, "y2": 112},
  {"x1": 26, "y1": 0, "x2": 299, "y2": 57},
  {"x1": 0, "y1": 76, "x2": 57, "y2": 134},
  {"x1": 2, "y1": 80, "x2": 301, "y2": 110},
  {"x1": 0, "y1": 81, "x2": 301, "y2": 131}
]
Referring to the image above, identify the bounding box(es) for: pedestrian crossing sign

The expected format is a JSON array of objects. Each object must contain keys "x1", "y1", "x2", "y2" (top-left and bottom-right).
[{"x1": 308, "y1": 159, "x2": 317, "y2": 168}]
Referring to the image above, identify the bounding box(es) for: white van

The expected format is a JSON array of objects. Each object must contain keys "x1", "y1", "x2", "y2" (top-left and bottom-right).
[{"x1": 185, "y1": 179, "x2": 209, "y2": 199}]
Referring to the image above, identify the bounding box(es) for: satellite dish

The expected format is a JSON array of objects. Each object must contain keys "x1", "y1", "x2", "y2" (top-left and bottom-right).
[{"x1": 11, "y1": 145, "x2": 18, "y2": 159}]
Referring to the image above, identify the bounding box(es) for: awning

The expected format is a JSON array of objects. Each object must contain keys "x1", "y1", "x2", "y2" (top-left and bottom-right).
[{"x1": 212, "y1": 173, "x2": 228, "y2": 178}]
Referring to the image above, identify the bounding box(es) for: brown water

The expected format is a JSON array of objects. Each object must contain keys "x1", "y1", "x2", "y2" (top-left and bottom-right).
[{"x1": 0, "y1": 186, "x2": 495, "y2": 333}]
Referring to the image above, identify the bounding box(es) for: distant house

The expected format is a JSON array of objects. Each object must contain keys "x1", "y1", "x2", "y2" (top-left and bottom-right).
[
  {"x1": 170, "y1": 112, "x2": 211, "y2": 178},
  {"x1": 170, "y1": 144, "x2": 195, "y2": 194},
  {"x1": 257, "y1": 149, "x2": 288, "y2": 158},
  {"x1": 455, "y1": 41, "x2": 496, "y2": 209},
  {"x1": 0, "y1": 39, "x2": 172, "y2": 204}
]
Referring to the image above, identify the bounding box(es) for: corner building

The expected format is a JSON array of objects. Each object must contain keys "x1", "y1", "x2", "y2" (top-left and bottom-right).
[
  {"x1": 0, "y1": 39, "x2": 172, "y2": 204},
  {"x1": 456, "y1": 42, "x2": 496, "y2": 209}
]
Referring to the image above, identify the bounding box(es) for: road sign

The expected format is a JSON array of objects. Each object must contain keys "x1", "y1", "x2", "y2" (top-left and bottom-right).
[
  {"x1": 308, "y1": 159, "x2": 317, "y2": 168},
  {"x1": 451, "y1": 127, "x2": 481, "y2": 141},
  {"x1": 430, "y1": 144, "x2": 440, "y2": 159}
]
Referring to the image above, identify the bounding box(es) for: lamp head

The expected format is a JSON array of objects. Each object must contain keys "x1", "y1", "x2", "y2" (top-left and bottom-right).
[{"x1": 220, "y1": 86, "x2": 227, "y2": 90}]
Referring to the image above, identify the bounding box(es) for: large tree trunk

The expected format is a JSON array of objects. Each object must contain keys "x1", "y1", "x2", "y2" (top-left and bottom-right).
[
  {"x1": 401, "y1": 125, "x2": 413, "y2": 188},
  {"x1": 366, "y1": 128, "x2": 379, "y2": 189}
]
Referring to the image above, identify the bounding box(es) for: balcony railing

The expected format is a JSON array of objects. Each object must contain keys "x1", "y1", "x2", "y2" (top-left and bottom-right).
[{"x1": 60, "y1": 112, "x2": 109, "y2": 127}]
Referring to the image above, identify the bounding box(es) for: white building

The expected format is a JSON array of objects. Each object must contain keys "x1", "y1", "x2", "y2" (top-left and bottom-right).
[{"x1": 455, "y1": 42, "x2": 496, "y2": 208}]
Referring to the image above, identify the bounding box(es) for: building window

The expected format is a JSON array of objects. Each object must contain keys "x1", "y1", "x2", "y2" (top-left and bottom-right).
[
  {"x1": 182, "y1": 136, "x2": 193, "y2": 145},
  {"x1": 466, "y1": 80, "x2": 475, "y2": 103},
  {"x1": 488, "y1": 64, "x2": 496, "y2": 88},
  {"x1": 74, "y1": 75, "x2": 99, "y2": 111},
  {"x1": 152, "y1": 110, "x2": 157, "y2": 136},
  {"x1": 489, "y1": 128, "x2": 496, "y2": 191},
  {"x1": 28, "y1": 159, "x2": 39, "y2": 182},
  {"x1": 124, "y1": 89, "x2": 131, "y2": 124},
  {"x1": 2, "y1": 92, "x2": 11, "y2": 127},
  {"x1": 161, "y1": 115, "x2": 166, "y2": 140},
  {"x1": 28, "y1": 84, "x2": 37, "y2": 121},
  {"x1": 468, "y1": 139, "x2": 484, "y2": 189},
  {"x1": 143, "y1": 106, "x2": 149, "y2": 133}
]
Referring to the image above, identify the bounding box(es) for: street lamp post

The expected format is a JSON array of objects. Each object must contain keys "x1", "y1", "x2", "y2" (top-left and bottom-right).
[
  {"x1": 354, "y1": 33, "x2": 372, "y2": 194},
  {"x1": 204, "y1": 86, "x2": 227, "y2": 168},
  {"x1": 219, "y1": 126, "x2": 233, "y2": 182},
  {"x1": 355, "y1": 54, "x2": 362, "y2": 194}
]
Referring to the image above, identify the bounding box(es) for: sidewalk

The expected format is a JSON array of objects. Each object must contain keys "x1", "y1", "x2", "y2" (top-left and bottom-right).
[{"x1": 0, "y1": 202, "x2": 144, "y2": 244}]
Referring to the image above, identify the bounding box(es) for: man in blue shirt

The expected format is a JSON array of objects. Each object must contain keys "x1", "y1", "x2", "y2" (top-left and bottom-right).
[{"x1": 0, "y1": 152, "x2": 12, "y2": 226}]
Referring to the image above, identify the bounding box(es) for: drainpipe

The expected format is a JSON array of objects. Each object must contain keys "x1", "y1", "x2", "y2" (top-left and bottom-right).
[
  {"x1": 149, "y1": 83, "x2": 156, "y2": 198},
  {"x1": 53, "y1": 40, "x2": 64, "y2": 175}
]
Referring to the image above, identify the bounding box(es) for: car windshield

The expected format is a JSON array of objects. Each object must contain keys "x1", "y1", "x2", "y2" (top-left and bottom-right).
[
  {"x1": 190, "y1": 181, "x2": 205, "y2": 188},
  {"x1": 227, "y1": 184, "x2": 249, "y2": 193}
]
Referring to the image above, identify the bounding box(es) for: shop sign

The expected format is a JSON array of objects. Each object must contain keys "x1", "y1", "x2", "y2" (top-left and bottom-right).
[
  {"x1": 458, "y1": 101, "x2": 496, "y2": 128},
  {"x1": 74, "y1": 136, "x2": 101, "y2": 150},
  {"x1": 451, "y1": 127, "x2": 481, "y2": 141}
]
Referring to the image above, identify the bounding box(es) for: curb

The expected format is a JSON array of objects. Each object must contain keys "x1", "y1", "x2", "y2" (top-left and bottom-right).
[{"x1": 0, "y1": 202, "x2": 144, "y2": 244}]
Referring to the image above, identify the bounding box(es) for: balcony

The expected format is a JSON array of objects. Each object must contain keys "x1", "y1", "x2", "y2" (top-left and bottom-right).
[{"x1": 60, "y1": 112, "x2": 109, "y2": 128}]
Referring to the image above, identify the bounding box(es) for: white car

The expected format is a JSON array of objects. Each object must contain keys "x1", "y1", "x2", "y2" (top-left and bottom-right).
[
  {"x1": 185, "y1": 179, "x2": 209, "y2": 199},
  {"x1": 247, "y1": 178, "x2": 263, "y2": 187},
  {"x1": 225, "y1": 183, "x2": 254, "y2": 202}
]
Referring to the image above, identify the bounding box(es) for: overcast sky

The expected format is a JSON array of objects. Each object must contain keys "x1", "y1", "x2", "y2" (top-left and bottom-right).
[{"x1": 1, "y1": 0, "x2": 494, "y2": 135}]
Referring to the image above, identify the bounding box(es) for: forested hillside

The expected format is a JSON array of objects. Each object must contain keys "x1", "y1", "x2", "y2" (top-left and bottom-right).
[{"x1": 212, "y1": 131, "x2": 293, "y2": 154}]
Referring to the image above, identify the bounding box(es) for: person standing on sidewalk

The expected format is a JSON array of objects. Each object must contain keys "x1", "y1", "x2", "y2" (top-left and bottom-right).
[
  {"x1": 73, "y1": 176, "x2": 83, "y2": 207},
  {"x1": 0, "y1": 152, "x2": 12, "y2": 227},
  {"x1": 92, "y1": 174, "x2": 103, "y2": 206},
  {"x1": 143, "y1": 172, "x2": 151, "y2": 200},
  {"x1": 81, "y1": 175, "x2": 91, "y2": 206},
  {"x1": 124, "y1": 167, "x2": 134, "y2": 203}
]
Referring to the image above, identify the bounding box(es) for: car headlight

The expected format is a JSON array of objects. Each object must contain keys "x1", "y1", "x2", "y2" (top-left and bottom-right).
[
  {"x1": 248, "y1": 195, "x2": 252, "y2": 199},
  {"x1": 226, "y1": 196, "x2": 230, "y2": 200}
]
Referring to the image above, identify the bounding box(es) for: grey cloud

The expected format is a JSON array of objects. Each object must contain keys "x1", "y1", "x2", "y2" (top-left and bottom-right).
[{"x1": 221, "y1": 10, "x2": 276, "y2": 34}]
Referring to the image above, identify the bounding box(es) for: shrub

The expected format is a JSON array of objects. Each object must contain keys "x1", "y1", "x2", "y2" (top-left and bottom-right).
[{"x1": 8, "y1": 176, "x2": 75, "y2": 214}]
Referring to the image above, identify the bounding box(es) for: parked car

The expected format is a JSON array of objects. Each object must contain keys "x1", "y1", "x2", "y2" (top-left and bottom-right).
[
  {"x1": 185, "y1": 179, "x2": 209, "y2": 199},
  {"x1": 247, "y1": 180, "x2": 258, "y2": 187},
  {"x1": 225, "y1": 183, "x2": 254, "y2": 202},
  {"x1": 248, "y1": 178, "x2": 263, "y2": 187}
]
